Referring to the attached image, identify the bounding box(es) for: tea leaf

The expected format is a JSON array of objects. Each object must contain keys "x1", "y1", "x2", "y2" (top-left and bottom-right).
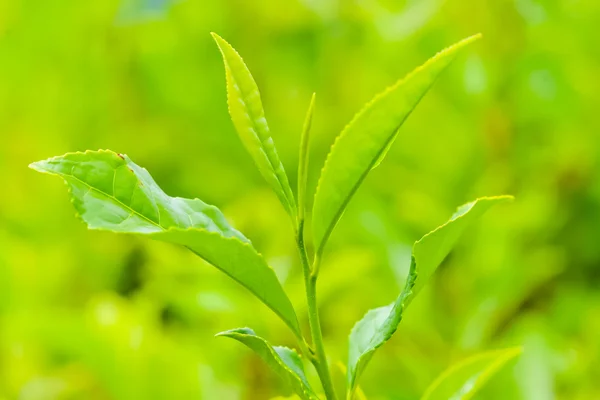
[
  {"x1": 30, "y1": 150, "x2": 302, "y2": 338},
  {"x1": 312, "y1": 34, "x2": 481, "y2": 256},
  {"x1": 298, "y1": 93, "x2": 316, "y2": 223},
  {"x1": 217, "y1": 328, "x2": 318, "y2": 400},
  {"x1": 212, "y1": 33, "x2": 297, "y2": 220},
  {"x1": 421, "y1": 347, "x2": 522, "y2": 400},
  {"x1": 347, "y1": 196, "x2": 512, "y2": 397}
]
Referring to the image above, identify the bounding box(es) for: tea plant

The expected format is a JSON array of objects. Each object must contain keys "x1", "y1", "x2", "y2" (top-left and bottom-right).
[{"x1": 31, "y1": 33, "x2": 520, "y2": 399}]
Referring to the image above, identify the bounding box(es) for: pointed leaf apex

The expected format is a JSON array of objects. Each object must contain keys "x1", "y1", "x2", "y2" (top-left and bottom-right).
[
  {"x1": 466, "y1": 32, "x2": 483, "y2": 42},
  {"x1": 215, "y1": 327, "x2": 256, "y2": 337}
]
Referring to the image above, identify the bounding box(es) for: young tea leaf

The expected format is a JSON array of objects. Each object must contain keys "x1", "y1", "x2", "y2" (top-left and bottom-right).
[
  {"x1": 421, "y1": 347, "x2": 522, "y2": 400},
  {"x1": 298, "y1": 93, "x2": 316, "y2": 224},
  {"x1": 30, "y1": 150, "x2": 302, "y2": 339},
  {"x1": 212, "y1": 33, "x2": 297, "y2": 220},
  {"x1": 217, "y1": 328, "x2": 318, "y2": 400},
  {"x1": 346, "y1": 196, "x2": 512, "y2": 397},
  {"x1": 312, "y1": 34, "x2": 481, "y2": 257}
]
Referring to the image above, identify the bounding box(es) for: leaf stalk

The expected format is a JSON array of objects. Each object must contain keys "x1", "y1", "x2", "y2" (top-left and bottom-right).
[{"x1": 297, "y1": 221, "x2": 338, "y2": 400}]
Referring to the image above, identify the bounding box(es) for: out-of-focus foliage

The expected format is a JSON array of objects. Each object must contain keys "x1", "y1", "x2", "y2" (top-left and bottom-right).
[
  {"x1": 0, "y1": 0, "x2": 599, "y2": 399},
  {"x1": 421, "y1": 347, "x2": 521, "y2": 400}
]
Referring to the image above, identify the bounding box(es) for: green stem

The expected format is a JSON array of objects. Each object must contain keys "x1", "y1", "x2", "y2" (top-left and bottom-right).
[{"x1": 297, "y1": 222, "x2": 338, "y2": 400}]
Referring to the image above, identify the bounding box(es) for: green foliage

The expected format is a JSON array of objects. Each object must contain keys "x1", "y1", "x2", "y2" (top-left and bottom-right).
[
  {"x1": 347, "y1": 196, "x2": 512, "y2": 397},
  {"x1": 212, "y1": 33, "x2": 297, "y2": 221},
  {"x1": 30, "y1": 33, "x2": 516, "y2": 399},
  {"x1": 421, "y1": 347, "x2": 522, "y2": 400},
  {"x1": 11, "y1": 1, "x2": 595, "y2": 397},
  {"x1": 217, "y1": 328, "x2": 318, "y2": 400},
  {"x1": 312, "y1": 34, "x2": 480, "y2": 256},
  {"x1": 30, "y1": 150, "x2": 302, "y2": 338}
]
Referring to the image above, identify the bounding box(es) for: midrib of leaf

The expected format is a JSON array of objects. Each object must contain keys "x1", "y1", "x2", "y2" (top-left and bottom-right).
[{"x1": 61, "y1": 168, "x2": 165, "y2": 230}]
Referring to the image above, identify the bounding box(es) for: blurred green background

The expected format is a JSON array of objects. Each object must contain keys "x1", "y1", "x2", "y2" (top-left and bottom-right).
[{"x1": 1, "y1": 0, "x2": 599, "y2": 399}]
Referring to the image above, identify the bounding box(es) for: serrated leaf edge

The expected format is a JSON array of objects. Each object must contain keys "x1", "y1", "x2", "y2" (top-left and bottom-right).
[
  {"x1": 313, "y1": 34, "x2": 482, "y2": 256},
  {"x1": 211, "y1": 32, "x2": 297, "y2": 220},
  {"x1": 30, "y1": 150, "x2": 302, "y2": 337}
]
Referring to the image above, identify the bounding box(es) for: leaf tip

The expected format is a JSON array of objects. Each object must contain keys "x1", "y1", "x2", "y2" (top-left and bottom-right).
[
  {"x1": 210, "y1": 32, "x2": 228, "y2": 49},
  {"x1": 462, "y1": 32, "x2": 483, "y2": 46},
  {"x1": 439, "y1": 33, "x2": 482, "y2": 58},
  {"x1": 483, "y1": 194, "x2": 515, "y2": 203},
  {"x1": 307, "y1": 92, "x2": 317, "y2": 117},
  {"x1": 215, "y1": 327, "x2": 255, "y2": 338},
  {"x1": 29, "y1": 160, "x2": 50, "y2": 173}
]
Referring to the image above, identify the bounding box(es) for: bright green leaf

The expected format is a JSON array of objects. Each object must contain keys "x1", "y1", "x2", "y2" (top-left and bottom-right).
[
  {"x1": 370, "y1": 128, "x2": 399, "y2": 170},
  {"x1": 217, "y1": 328, "x2": 318, "y2": 400},
  {"x1": 347, "y1": 196, "x2": 512, "y2": 397},
  {"x1": 212, "y1": 32, "x2": 297, "y2": 220},
  {"x1": 298, "y1": 93, "x2": 316, "y2": 224},
  {"x1": 29, "y1": 150, "x2": 302, "y2": 339},
  {"x1": 312, "y1": 34, "x2": 481, "y2": 256},
  {"x1": 421, "y1": 347, "x2": 522, "y2": 400}
]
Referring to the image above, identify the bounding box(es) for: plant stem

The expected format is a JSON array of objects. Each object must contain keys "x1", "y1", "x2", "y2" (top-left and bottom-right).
[{"x1": 297, "y1": 222, "x2": 338, "y2": 400}]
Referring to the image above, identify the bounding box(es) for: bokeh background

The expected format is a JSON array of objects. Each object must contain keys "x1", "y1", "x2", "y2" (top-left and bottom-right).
[{"x1": 1, "y1": 0, "x2": 599, "y2": 399}]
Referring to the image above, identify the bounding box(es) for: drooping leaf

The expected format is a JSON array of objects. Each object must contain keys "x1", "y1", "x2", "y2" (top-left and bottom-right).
[
  {"x1": 212, "y1": 33, "x2": 297, "y2": 220},
  {"x1": 29, "y1": 150, "x2": 302, "y2": 338},
  {"x1": 421, "y1": 347, "x2": 522, "y2": 400},
  {"x1": 347, "y1": 196, "x2": 512, "y2": 397},
  {"x1": 217, "y1": 328, "x2": 318, "y2": 400},
  {"x1": 312, "y1": 34, "x2": 481, "y2": 256},
  {"x1": 298, "y1": 93, "x2": 316, "y2": 224}
]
